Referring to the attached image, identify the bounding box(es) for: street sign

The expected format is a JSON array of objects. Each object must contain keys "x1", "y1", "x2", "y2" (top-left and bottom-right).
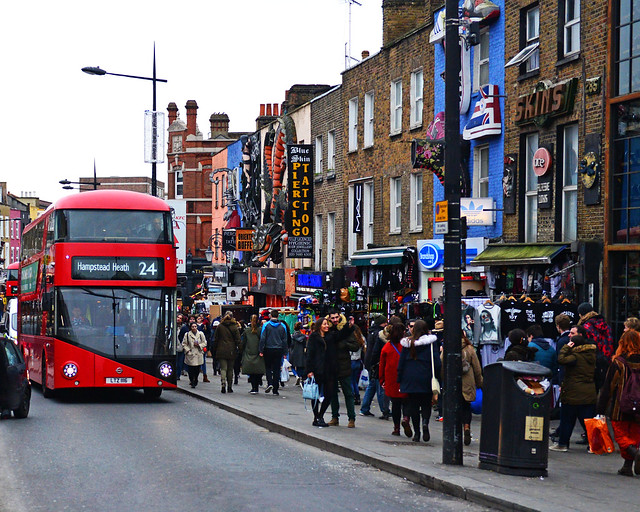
[
  {"x1": 435, "y1": 200, "x2": 448, "y2": 222},
  {"x1": 435, "y1": 221, "x2": 448, "y2": 234}
]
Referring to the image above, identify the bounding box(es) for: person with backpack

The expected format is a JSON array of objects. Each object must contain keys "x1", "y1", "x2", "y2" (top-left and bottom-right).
[
  {"x1": 596, "y1": 329, "x2": 640, "y2": 476},
  {"x1": 259, "y1": 309, "x2": 289, "y2": 396},
  {"x1": 526, "y1": 324, "x2": 558, "y2": 376},
  {"x1": 577, "y1": 302, "x2": 614, "y2": 391}
]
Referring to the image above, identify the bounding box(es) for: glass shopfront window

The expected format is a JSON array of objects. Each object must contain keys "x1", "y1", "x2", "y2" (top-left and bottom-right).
[
  {"x1": 612, "y1": 99, "x2": 640, "y2": 243},
  {"x1": 610, "y1": 251, "x2": 640, "y2": 337}
]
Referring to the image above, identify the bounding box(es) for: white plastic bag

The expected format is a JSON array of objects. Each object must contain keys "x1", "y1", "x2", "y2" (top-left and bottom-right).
[
  {"x1": 358, "y1": 368, "x2": 369, "y2": 389},
  {"x1": 280, "y1": 359, "x2": 291, "y2": 383}
]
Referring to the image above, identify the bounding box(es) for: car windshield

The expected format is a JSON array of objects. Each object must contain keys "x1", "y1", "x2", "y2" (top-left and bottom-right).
[
  {"x1": 55, "y1": 209, "x2": 172, "y2": 243},
  {"x1": 56, "y1": 287, "x2": 176, "y2": 358}
]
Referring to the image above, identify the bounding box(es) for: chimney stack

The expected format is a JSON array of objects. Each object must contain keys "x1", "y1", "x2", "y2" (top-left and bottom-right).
[
  {"x1": 209, "y1": 113, "x2": 230, "y2": 138},
  {"x1": 256, "y1": 102, "x2": 279, "y2": 130},
  {"x1": 185, "y1": 100, "x2": 198, "y2": 136},
  {"x1": 167, "y1": 102, "x2": 179, "y2": 125}
]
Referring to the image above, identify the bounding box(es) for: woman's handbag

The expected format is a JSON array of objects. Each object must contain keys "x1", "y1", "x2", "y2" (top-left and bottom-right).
[
  {"x1": 302, "y1": 377, "x2": 320, "y2": 401},
  {"x1": 584, "y1": 416, "x2": 615, "y2": 455},
  {"x1": 430, "y1": 343, "x2": 440, "y2": 395}
]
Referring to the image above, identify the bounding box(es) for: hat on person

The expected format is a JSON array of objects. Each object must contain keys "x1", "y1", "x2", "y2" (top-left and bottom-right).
[
  {"x1": 373, "y1": 315, "x2": 387, "y2": 326},
  {"x1": 213, "y1": 320, "x2": 220, "y2": 327},
  {"x1": 433, "y1": 320, "x2": 444, "y2": 330},
  {"x1": 577, "y1": 302, "x2": 594, "y2": 317}
]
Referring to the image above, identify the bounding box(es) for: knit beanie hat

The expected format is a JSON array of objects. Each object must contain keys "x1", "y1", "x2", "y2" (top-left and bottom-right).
[
  {"x1": 577, "y1": 302, "x2": 594, "y2": 317},
  {"x1": 373, "y1": 315, "x2": 387, "y2": 327}
]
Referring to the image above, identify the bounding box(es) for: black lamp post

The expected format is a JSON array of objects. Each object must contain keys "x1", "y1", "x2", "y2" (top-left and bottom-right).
[
  {"x1": 81, "y1": 44, "x2": 167, "y2": 197},
  {"x1": 204, "y1": 230, "x2": 225, "y2": 263}
]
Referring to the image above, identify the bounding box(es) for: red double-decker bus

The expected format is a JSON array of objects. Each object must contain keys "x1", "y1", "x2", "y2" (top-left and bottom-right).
[
  {"x1": 5, "y1": 261, "x2": 19, "y2": 297},
  {"x1": 18, "y1": 190, "x2": 177, "y2": 398}
]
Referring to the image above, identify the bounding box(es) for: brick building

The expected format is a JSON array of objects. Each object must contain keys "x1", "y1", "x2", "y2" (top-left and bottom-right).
[
  {"x1": 491, "y1": 0, "x2": 607, "y2": 308},
  {"x1": 77, "y1": 176, "x2": 165, "y2": 197}
]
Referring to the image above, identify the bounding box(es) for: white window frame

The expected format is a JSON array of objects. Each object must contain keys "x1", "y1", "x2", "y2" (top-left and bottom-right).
[
  {"x1": 410, "y1": 173, "x2": 423, "y2": 231},
  {"x1": 563, "y1": 0, "x2": 580, "y2": 57},
  {"x1": 348, "y1": 97, "x2": 358, "y2": 152},
  {"x1": 315, "y1": 135, "x2": 323, "y2": 176},
  {"x1": 327, "y1": 212, "x2": 336, "y2": 270},
  {"x1": 364, "y1": 91, "x2": 374, "y2": 147},
  {"x1": 473, "y1": 145, "x2": 490, "y2": 198},
  {"x1": 473, "y1": 29, "x2": 490, "y2": 90},
  {"x1": 525, "y1": 6, "x2": 540, "y2": 72},
  {"x1": 562, "y1": 124, "x2": 579, "y2": 241},
  {"x1": 175, "y1": 167, "x2": 184, "y2": 199},
  {"x1": 525, "y1": 133, "x2": 539, "y2": 243},
  {"x1": 363, "y1": 182, "x2": 374, "y2": 249},
  {"x1": 327, "y1": 130, "x2": 336, "y2": 172},
  {"x1": 314, "y1": 214, "x2": 323, "y2": 271},
  {"x1": 410, "y1": 70, "x2": 423, "y2": 129},
  {"x1": 390, "y1": 79, "x2": 403, "y2": 135},
  {"x1": 390, "y1": 177, "x2": 402, "y2": 234}
]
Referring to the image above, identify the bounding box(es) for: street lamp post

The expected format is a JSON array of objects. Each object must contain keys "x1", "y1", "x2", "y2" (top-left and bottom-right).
[{"x1": 82, "y1": 44, "x2": 167, "y2": 197}]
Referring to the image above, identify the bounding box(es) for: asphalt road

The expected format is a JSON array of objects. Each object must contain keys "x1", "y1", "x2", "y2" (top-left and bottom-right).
[{"x1": 0, "y1": 388, "x2": 489, "y2": 512}]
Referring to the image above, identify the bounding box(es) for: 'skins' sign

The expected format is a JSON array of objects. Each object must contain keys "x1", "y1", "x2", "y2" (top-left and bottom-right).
[{"x1": 515, "y1": 78, "x2": 578, "y2": 127}]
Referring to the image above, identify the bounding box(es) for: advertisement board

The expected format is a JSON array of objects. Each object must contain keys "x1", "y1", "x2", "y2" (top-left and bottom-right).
[{"x1": 167, "y1": 200, "x2": 186, "y2": 274}]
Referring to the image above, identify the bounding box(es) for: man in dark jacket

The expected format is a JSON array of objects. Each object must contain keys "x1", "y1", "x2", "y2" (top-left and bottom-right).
[
  {"x1": 578, "y1": 302, "x2": 614, "y2": 392},
  {"x1": 327, "y1": 310, "x2": 359, "y2": 427},
  {"x1": 359, "y1": 315, "x2": 391, "y2": 419},
  {"x1": 259, "y1": 309, "x2": 289, "y2": 395},
  {"x1": 213, "y1": 312, "x2": 241, "y2": 393}
]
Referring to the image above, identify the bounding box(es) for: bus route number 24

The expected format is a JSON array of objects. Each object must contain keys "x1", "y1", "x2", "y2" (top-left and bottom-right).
[{"x1": 138, "y1": 260, "x2": 158, "y2": 277}]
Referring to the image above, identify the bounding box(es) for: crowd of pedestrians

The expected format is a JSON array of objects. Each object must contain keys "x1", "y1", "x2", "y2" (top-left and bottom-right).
[{"x1": 177, "y1": 302, "x2": 640, "y2": 475}]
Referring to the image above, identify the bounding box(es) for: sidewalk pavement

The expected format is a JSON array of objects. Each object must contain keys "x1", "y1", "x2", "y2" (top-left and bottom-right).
[{"x1": 173, "y1": 373, "x2": 636, "y2": 512}]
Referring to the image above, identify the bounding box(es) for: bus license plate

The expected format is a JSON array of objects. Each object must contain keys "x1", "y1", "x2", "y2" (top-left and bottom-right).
[{"x1": 106, "y1": 377, "x2": 133, "y2": 384}]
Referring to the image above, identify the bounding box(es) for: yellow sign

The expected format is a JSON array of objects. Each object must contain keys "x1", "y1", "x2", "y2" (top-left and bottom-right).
[
  {"x1": 435, "y1": 200, "x2": 448, "y2": 222},
  {"x1": 524, "y1": 416, "x2": 544, "y2": 441},
  {"x1": 236, "y1": 229, "x2": 254, "y2": 251}
]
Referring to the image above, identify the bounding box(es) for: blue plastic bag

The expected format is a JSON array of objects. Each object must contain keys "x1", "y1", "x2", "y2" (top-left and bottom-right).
[{"x1": 470, "y1": 388, "x2": 482, "y2": 415}]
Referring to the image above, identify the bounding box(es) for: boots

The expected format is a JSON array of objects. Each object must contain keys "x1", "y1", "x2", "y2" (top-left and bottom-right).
[
  {"x1": 221, "y1": 384, "x2": 226, "y2": 394},
  {"x1": 401, "y1": 417, "x2": 413, "y2": 438},
  {"x1": 618, "y1": 459, "x2": 634, "y2": 477},
  {"x1": 626, "y1": 445, "x2": 640, "y2": 475},
  {"x1": 464, "y1": 424, "x2": 472, "y2": 446},
  {"x1": 392, "y1": 425, "x2": 400, "y2": 436},
  {"x1": 203, "y1": 375, "x2": 210, "y2": 383},
  {"x1": 422, "y1": 422, "x2": 430, "y2": 442}
]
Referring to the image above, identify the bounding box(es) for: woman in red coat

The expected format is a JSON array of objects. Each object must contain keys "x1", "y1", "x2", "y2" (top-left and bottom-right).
[{"x1": 379, "y1": 321, "x2": 409, "y2": 436}]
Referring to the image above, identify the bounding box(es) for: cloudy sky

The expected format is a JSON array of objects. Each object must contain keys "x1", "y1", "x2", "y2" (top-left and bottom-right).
[{"x1": 1, "y1": 0, "x2": 382, "y2": 203}]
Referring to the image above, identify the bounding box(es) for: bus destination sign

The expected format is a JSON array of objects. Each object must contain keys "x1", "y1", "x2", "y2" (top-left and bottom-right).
[{"x1": 72, "y1": 257, "x2": 165, "y2": 281}]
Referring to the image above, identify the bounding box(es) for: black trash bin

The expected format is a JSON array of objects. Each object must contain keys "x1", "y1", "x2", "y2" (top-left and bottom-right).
[{"x1": 478, "y1": 361, "x2": 552, "y2": 477}]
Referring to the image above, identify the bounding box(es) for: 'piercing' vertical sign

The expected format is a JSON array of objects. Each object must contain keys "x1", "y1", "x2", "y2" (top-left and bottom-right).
[{"x1": 286, "y1": 144, "x2": 314, "y2": 258}]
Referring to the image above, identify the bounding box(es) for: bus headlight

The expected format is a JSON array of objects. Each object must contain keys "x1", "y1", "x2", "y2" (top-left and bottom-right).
[
  {"x1": 62, "y1": 362, "x2": 78, "y2": 379},
  {"x1": 158, "y1": 362, "x2": 173, "y2": 379}
]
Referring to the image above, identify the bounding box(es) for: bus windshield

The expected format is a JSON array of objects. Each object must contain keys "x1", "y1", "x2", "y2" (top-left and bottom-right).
[
  {"x1": 56, "y1": 287, "x2": 175, "y2": 358},
  {"x1": 55, "y1": 210, "x2": 172, "y2": 243},
  {"x1": 7, "y1": 268, "x2": 18, "y2": 281}
]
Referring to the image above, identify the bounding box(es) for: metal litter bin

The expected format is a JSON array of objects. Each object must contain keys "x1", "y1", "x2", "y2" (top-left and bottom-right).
[{"x1": 478, "y1": 361, "x2": 552, "y2": 477}]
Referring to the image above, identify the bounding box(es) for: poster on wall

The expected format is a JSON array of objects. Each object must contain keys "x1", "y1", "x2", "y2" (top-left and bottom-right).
[
  {"x1": 503, "y1": 154, "x2": 517, "y2": 215},
  {"x1": 286, "y1": 144, "x2": 314, "y2": 258},
  {"x1": 353, "y1": 183, "x2": 363, "y2": 233}
]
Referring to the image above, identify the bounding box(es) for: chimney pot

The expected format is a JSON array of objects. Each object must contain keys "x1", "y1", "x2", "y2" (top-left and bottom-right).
[
  {"x1": 260, "y1": 104, "x2": 265, "y2": 116},
  {"x1": 266, "y1": 104, "x2": 272, "y2": 116},
  {"x1": 361, "y1": 50, "x2": 370, "y2": 59},
  {"x1": 273, "y1": 104, "x2": 279, "y2": 116}
]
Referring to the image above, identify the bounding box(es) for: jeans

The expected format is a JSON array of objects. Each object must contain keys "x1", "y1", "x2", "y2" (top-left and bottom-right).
[
  {"x1": 176, "y1": 351, "x2": 185, "y2": 378},
  {"x1": 360, "y1": 377, "x2": 389, "y2": 415},
  {"x1": 263, "y1": 349, "x2": 283, "y2": 392},
  {"x1": 330, "y1": 375, "x2": 356, "y2": 421},
  {"x1": 350, "y1": 360, "x2": 363, "y2": 399},
  {"x1": 558, "y1": 403, "x2": 595, "y2": 447}
]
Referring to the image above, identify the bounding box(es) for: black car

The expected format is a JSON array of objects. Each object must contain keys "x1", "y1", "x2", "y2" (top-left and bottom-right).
[{"x1": 0, "y1": 327, "x2": 31, "y2": 419}]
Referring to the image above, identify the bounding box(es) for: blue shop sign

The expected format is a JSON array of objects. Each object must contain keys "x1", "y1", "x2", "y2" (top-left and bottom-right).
[
  {"x1": 419, "y1": 243, "x2": 441, "y2": 270},
  {"x1": 296, "y1": 272, "x2": 324, "y2": 289}
]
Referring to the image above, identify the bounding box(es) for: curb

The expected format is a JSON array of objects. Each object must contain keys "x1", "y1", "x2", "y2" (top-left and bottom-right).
[{"x1": 176, "y1": 387, "x2": 539, "y2": 512}]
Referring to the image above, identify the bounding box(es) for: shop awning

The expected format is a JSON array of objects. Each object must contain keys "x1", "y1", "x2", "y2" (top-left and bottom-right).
[
  {"x1": 351, "y1": 246, "x2": 410, "y2": 267},
  {"x1": 469, "y1": 244, "x2": 567, "y2": 266}
]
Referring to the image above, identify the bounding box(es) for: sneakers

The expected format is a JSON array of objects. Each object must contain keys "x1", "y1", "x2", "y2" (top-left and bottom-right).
[
  {"x1": 359, "y1": 411, "x2": 374, "y2": 417},
  {"x1": 347, "y1": 419, "x2": 356, "y2": 428},
  {"x1": 464, "y1": 428, "x2": 471, "y2": 446},
  {"x1": 423, "y1": 424, "x2": 430, "y2": 442},
  {"x1": 328, "y1": 417, "x2": 339, "y2": 426},
  {"x1": 412, "y1": 433, "x2": 420, "y2": 442},
  {"x1": 227, "y1": 387, "x2": 233, "y2": 393},
  {"x1": 314, "y1": 418, "x2": 329, "y2": 428},
  {"x1": 435, "y1": 416, "x2": 443, "y2": 422},
  {"x1": 401, "y1": 417, "x2": 413, "y2": 438},
  {"x1": 549, "y1": 443, "x2": 568, "y2": 452},
  {"x1": 379, "y1": 412, "x2": 391, "y2": 420},
  {"x1": 221, "y1": 385, "x2": 226, "y2": 394},
  {"x1": 273, "y1": 390, "x2": 279, "y2": 396},
  {"x1": 249, "y1": 390, "x2": 258, "y2": 395},
  {"x1": 265, "y1": 385, "x2": 273, "y2": 393}
]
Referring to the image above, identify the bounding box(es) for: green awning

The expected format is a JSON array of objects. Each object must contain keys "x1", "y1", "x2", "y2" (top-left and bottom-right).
[
  {"x1": 469, "y1": 244, "x2": 567, "y2": 266},
  {"x1": 351, "y1": 246, "x2": 410, "y2": 266}
]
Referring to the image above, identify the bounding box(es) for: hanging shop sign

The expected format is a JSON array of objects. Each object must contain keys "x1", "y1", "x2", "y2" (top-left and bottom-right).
[
  {"x1": 235, "y1": 229, "x2": 254, "y2": 251},
  {"x1": 295, "y1": 271, "x2": 328, "y2": 293},
  {"x1": 247, "y1": 267, "x2": 285, "y2": 296},
  {"x1": 461, "y1": 198, "x2": 496, "y2": 225},
  {"x1": 533, "y1": 147, "x2": 552, "y2": 176},
  {"x1": 463, "y1": 84, "x2": 502, "y2": 140},
  {"x1": 222, "y1": 229, "x2": 237, "y2": 252},
  {"x1": 286, "y1": 144, "x2": 314, "y2": 258},
  {"x1": 417, "y1": 238, "x2": 487, "y2": 273},
  {"x1": 514, "y1": 78, "x2": 578, "y2": 127},
  {"x1": 580, "y1": 133, "x2": 602, "y2": 206},
  {"x1": 503, "y1": 154, "x2": 517, "y2": 215},
  {"x1": 353, "y1": 183, "x2": 363, "y2": 233}
]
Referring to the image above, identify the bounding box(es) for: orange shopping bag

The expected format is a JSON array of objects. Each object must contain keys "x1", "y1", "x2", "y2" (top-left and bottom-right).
[{"x1": 584, "y1": 417, "x2": 615, "y2": 455}]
